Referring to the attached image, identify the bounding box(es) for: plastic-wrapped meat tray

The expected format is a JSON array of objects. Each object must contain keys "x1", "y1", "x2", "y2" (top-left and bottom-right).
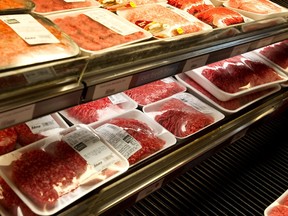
[
  {"x1": 185, "y1": 52, "x2": 288, "y2": 101},
  {"x1": 116, "y1": 3, "x2": 213, "y2": 39},
  {"x1": 143, "y1": 92, "x2": 225, "y2": 139},
  {"x1": 32, "y1": 0, "x2": 100, "y2": 15},
  {"x1": 0, "y1": 13, "x2": 80, "y2": 71},
  {"x1": 264, "y1": 189, "x2": 288, "y2": 216},
  {"x1": 0, "y1": 124, "x2": 129, "y2": 215},
  {"x1": 47, "y1": 8, "x2": 152, "y2": 55},
  {"x1": 167, "y1": 0, "x2": 215, "y2": 13},
  {"x1": 0, "y1": 0, "x2": 35, "y2": 14},
  {"x1": 223, "y1": 0, "x2": 288, "y2": 20},
  {"x1": 98, "y1": 0, "x2": 167, "y2": 11},
  {"x1": 60, "y1": 92, "x2": 138, "y2": 125},
  {"x1": 124, "y1": 76, "x2": 187, "y2": 106},
  {"x1": 175, "y1": 73, "x2": 281, "y2": 114},
  {"x1": 89, "y1": 109, "x2": 177, "y2": 165}
]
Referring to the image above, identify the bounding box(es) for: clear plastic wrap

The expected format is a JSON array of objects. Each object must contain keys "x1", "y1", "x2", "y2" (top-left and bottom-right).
[
  {"x1": 124, "y1": 77, "x2": 187, "y2": 106},
  {"x1": 0, "y1": 124, "x2": 129, "y2": 215},
  {"x1": 60, "y1": 92, "x2": 138, "y2": 124},
  {"x1": 0, "y1": 0, "x2": 35, "y2": 14},
  {"x1": 185, "y1": 53, "x2": 288, "y2": 101},
  {"x1": 143, "y1": 92, "x2": 224, "y2": 139},
  {"x1": 117, "y1": 3, "x2": 212, "y2": 39},
  {"x1": 47, "y1": 8, "x2": 152, "y2": 55},
  {"x1": 90, "y1": 109, "x2": 177, "y2": 165},
  {"x1": 0, "y1": 127, "x2": 17, "y2": 156},
  {"x1": 167, "y1": 0, "x2": 214, "y2": 13}
]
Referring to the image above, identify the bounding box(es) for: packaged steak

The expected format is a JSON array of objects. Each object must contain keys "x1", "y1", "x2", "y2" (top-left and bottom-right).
[
  {"x1": 0, "y1": 0, "x2": 35, "y2": 14},
  {"x1": 32, "y1": 0, "x2": 100, "y2": 15},
  {"x1": 60, "y1": 92, "x2": 138, "y2": 124},
  {"x1": 167, "y1": 0, "x2": 215, "y2": 14},
  {"x1": 0, "y1": 13, "x2": 79, "y2": 71},
  {"x1": 143, "y1": 92, "x2": 224, "y2": 139},
  {"x1": 0, "y1": 127, "x2": 17, "y2": 156},
  {"x1": 0, "y1": 177, "x2": 38, "y2": 216},
  {"x1": 185, "y1": 52, "x2": 288, "y2": 101},
  {"x1": 90, "y1": 109, "x2": 177, "y2": 165},
  {"x1": 14, "y1": 113, "x2": 69, "y2": 147},
  {"x1": 124, "y1": 77, "x2": 187, "y2": 106},
  {"x1": 116, "y1": 3, "x2": 212, "y2": 39},
  {"x1": 47, "y1": 8, "x2": 152, "y2": 55},
  {"x1": 0, "y1": 124, "x2": 129, "y2": 215},
  {"x1": 175, "y1": 73, "x2": 281, "y2": 114},
  {"x1": 223, "y1": 0, "x2": 288, "y2": 20},
  {"x1": 264, "y1": 190, "x2": 288, "y2": 216}
]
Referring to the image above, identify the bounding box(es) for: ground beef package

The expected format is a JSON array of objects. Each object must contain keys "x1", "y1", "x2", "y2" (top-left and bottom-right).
[
  {"x1": 60, "y1": 92, "x2": 138, "y2": 125},
  {"x1": 0, "y1": 124, "x2": 129, "y2": 215},
  {"x1": 124, "y1": 77, "x2": 186, "y2": 106},
  {"x1": 185, "y1": 52, "x2": 288, "y2": 101},
  {"x1": 143, "y1": 92, "x2": 225, "y2": 139},
  {"x1": 265, "y1": 189, "x2": 288, "y2": 216},
  {"x1": 90, "y1": 109, "x2": 177, "y2": 165},
  {"x1": 175, "y1": 73, "x2": 281, "y2": 114}
]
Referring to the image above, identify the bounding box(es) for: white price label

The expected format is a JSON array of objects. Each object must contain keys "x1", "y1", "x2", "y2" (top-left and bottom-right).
[
  {"x1": 26, "y1": 115, "x2": 60, "y2": 134},
  {"x1": 95, "y1": 123, "x2": 142, "y2": 159},
  {"x1": 173, "y1": 94, "x2": 211, "y2": 113},
  {"x1": 0, "y1": 105, "x2": 35, "y2": 129},
  {"x1": 182, "y1": 55, "x2": 209, "y2": 72},
  {"x1": 63, "y1": 128, "x2": 119, "y2": 173},
  {"x1": 231, "y1": 44, "x2": 250, "y2": 57},
  {"x1": 161, "y1": 77, "x2": 174, "y2": 83},
  {"x1": 84, "y1": 10, "x2": 138, "y2": 36},
  {"x1": 136, "y1": 179, "x2": 164, "y2": 202},
  {"x1": 0, "y1": 14, "x2": 59, "y2": 45},
  {"x1": 93, "y1": 76, "x2": 132, "y2": 99},
  {"x1": 108, "y1": 93, "x2": 128, "y2": 104}
]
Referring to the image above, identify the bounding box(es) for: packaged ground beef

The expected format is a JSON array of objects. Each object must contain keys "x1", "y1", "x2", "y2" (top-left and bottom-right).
[
  {"x1": 0, "y1": 127, "x2": 17, "y2": 156},
  {"x1": 265, "y1": 190, "x2": 288, "y2": 216},
  {"x1": 90, "y1": 109, "x2": 176, "y2": 165},
  {"x1": 60, "y1": 92, "x2": 138, "y2": 124},
  {"x1": 143, "y1": 92, "x2": 224, "y2": 139},
  {"x1": 48, "y1": 8, "x2": 152, "y2": 54},
  {"x1": 0, "y1": 124, "x2": 129, "y2": 215},
  {"x1": 185, "y1": 53, "x2": 288, "y2": 101},
  {"x1": 124, "y1": 77, "x2": 186, "y2": 106},
  {"x1": 0, "y1": 0, "x2": 35, "y2": 14}
]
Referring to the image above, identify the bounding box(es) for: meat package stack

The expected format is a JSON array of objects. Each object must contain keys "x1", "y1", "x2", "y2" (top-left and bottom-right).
[{"x1": 176, "y1": 52, "x2": 288, "y2": 114}]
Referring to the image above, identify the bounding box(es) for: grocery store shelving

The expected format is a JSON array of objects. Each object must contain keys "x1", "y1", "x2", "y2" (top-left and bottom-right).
[{"x1": 1, "y1": 1, "x2": 288, "y2": 215}]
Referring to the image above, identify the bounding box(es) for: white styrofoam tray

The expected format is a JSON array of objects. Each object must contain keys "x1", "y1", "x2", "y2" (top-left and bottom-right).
[
  {"x1": 264, "y1": 189, "x2": 288, "y2": 216},
  {"x1": 185, "y1": 52, "x2": 288, "y2": 101}
]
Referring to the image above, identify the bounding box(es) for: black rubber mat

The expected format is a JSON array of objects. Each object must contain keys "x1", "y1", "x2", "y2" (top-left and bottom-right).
[{"x1": 120, "y1": 110, "x2": 288, "y2": 216}]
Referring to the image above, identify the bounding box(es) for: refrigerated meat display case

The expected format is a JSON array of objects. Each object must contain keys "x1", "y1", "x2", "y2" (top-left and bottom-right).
[{"x1": 0, "y1": 0, "x2": 288, "y2": 215}]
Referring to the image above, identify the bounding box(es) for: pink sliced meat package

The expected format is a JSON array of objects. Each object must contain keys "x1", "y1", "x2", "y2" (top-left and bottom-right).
[
  {"x1": 116, "y1": 3, "x2": 212, "y2": 39},
  {"x1": 124, "y1": 77, "x2": 187, "y2": 106},
  {"x1": 265, "y1": 190, "x2": 288, "y2": 216},
  {"x1": 60, "y1": 92, "x2": 138, "y2": 125},
  {"x1": 0, "y1": 124, "x2": 129, "y2": 215},
  {"x1": 143, "y1": 92, "x2": 224, "y2": 139}
]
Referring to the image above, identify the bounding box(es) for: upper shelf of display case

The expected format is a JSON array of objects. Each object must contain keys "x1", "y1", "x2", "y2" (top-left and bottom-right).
[{"x1": 0, "y1": 12, "x2": 288, "y2": 129}]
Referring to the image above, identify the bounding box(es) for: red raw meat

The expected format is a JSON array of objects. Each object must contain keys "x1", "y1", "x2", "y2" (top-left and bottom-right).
[
  {"x1": 187, "y1": 4, "x2": 214, "y2": 15},
  {"x1": 108, "y1": 118, "x2": 165, "y2": 164},
  {"x1": 125, "y1": 79, "x2": 185, "y2": 105},
  {"x1": 14, "y1": 123, "x2": 46, "y2": 146},
  {"x1": 11, "y1": 142, "x2": 87, "y2": 208},
  {"x1": 226, "y1": 0, "x2": 283, "y2": 14},
  {"x1": 0, "y1": 177, "x2": 37, "y2": 216},
  {"x1": 259, "y1": 42, "x2": 288, "y2": 70},
  {"x1": 66, "y1": 97, "x2": 122, "y2": 124},
  {"x1": 195, "y1": 7, "x2": 244, "y2": 28},
  {"x1": 33, "y1": 0, "x2": 92, "y2": 13},
  {"x1": 181, "y1": 73, "x2": 274, "y2": 110},
  {"x1": 53, "y1": 14, "x2": 145, "y2": 51},
  {"x1": 201, "y1": 55, "x2": 284, "y2": 93},
  {"x1": 268, "y1": 205, "x2": 288, "y2": 216},
  {"x1": 155, "y1": 98, "x2": 214, "y2": 137},
  {"x1": 0, "y1": 127, "x2": 17, "y2": 155}
]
